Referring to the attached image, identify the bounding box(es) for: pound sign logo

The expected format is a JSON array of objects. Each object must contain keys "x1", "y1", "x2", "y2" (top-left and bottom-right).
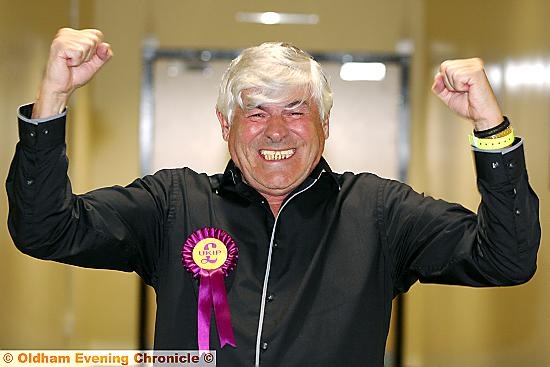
[
  {"x1": 201, "y1": 242, "x2": 220, "y2": 264},
  {"x1": 193, "y1": 238, "x2": 228, "y2": 270}
]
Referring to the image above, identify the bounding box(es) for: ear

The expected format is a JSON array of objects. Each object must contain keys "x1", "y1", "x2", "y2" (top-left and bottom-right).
[
  {"x1": 217, "y1": 109, "x2": 231, "y2": 141},
  {"x1": 322, "y1": 114, "x2": 330, "y2": 139}
]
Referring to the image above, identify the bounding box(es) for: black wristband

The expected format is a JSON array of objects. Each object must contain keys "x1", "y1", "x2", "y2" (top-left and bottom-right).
[{"x1": 473, "y1": 116, "x2": 510, "y2": 138}]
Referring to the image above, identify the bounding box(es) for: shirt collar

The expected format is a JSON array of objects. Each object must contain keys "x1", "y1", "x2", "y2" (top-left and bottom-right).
[{"x1": 218, "y1": 157, "x2": 341, "y2": 201}]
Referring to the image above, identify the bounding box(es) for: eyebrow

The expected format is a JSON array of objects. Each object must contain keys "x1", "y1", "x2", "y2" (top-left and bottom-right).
[
  {"x1": 247, "y1": 100, "x2": 308, "y2": 111},
  {"x1": 285, "y1": 100, "x2": 308, "y2": 109}
]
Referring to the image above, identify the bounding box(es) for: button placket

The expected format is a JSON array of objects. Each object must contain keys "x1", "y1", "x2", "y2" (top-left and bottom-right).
[{"x1": 254, "y1": 174, "x2": 323, "y2": 366}]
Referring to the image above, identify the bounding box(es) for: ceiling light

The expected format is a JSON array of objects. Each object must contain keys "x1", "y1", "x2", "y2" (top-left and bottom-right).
[
  {"x1": 236, "y1": 12, "x2": 319, "y2": 25},
  {"x1": 340, "y1": 62, "x2": 386, "y2": 81},
  {"x1": 260, "y1": 12, "x2": 281, "y2": 25}
]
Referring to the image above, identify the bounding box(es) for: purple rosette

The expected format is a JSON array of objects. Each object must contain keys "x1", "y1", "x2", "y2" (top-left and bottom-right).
[{"x1": 182, "y1": 227, "x2": 238, "y2": 351}]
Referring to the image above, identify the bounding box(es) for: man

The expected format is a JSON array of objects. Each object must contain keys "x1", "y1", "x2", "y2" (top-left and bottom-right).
[{"x1": 7, "y1": 28, "x2": 540, "y2": 367}]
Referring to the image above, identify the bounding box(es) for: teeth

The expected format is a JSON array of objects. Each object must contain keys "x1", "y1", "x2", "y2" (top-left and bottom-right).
[{"x1": 260, "y1": 149, "x2": 295, "y2": 161}]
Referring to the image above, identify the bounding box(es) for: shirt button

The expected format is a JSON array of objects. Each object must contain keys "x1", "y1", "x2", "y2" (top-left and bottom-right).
[
  {"x1": 508, "y1": 162, "x2": 515, "y2": 168},
  {"x1": 42, "y1": 129, "x2": 49, "y2": 135},
  {"x1": 273, "y1": 242, "x2": 278, "y2": 249},
  {"x1": 267, "y1": 293, "x2": 275, "y2": 302},
  {"x1": 29, "y1": 131, "x2": 36, "y2": 137},
  {"x1": 515, "y1": 209, "x2": 521, "y2": 216},
  {"x1": 261, "y1": 342, "x2": 268, "y2": 351},
  {"x1": 26, "y1": 178, "x2": 34, "y2": 186},
  {"x1": 491, "y1": 162, "x2": 499, "y2": 169}
]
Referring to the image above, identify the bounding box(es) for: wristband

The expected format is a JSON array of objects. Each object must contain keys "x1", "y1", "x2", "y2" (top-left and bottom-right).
[
  {"x1": 486, "y1": 126, "x2": 513, "y2": 139},
  {"x1": 473, "y1": 116, "x2": 510, "y2": 138},
  {"x1": 469, "y1": 129, "x2": 515, "y2": 150}
]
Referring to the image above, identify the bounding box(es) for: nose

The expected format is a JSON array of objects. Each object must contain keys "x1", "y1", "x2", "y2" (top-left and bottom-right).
[{"x1": 264, "y1": 115, "x2": 288, "y2": 143}]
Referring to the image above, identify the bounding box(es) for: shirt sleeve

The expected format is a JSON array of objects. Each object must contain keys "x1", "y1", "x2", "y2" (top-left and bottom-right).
[
  {"x1": 6, "y1": 104, "x2": 169, "y2": 286},
  {"x1": 384, "y1": 139, "x2": 540, "y2": 294},
  {"x1": 18, "y1": 103, "x2": 67, "y2": 125}
]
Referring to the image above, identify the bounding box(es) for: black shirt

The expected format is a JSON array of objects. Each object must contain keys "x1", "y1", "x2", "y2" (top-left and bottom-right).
[{"x1": 7, "y1": 105, "x2": 540, "y2": 367}]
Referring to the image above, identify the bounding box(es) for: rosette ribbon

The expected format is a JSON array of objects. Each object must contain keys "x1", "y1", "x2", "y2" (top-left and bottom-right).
[{"x1": 182, "y1": 227, "x2": 238, "y2": 350}]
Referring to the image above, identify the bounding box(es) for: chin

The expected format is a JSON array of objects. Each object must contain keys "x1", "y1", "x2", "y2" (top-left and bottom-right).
[{"x1": 265, "y1": 178, "x2": 302, "y2": 193}]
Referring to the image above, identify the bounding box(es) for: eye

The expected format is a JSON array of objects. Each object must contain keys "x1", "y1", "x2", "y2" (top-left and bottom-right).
[
  {"x1": 285, "y1": 110, "x2": 306, "y2": 119},
  {"x1": 246, "y1": 112, "x2": 267, "y2": 120}
]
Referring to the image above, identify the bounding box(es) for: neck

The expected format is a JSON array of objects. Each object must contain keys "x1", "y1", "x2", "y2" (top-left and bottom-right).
[{"x1": 265, "y1": 195, "x2": 286, "y2": 216}]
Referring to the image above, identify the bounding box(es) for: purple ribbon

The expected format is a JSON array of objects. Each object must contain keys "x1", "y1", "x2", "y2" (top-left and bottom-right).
[{"x1": 182, "y1": 227, "x2": 238, "y2": 350}]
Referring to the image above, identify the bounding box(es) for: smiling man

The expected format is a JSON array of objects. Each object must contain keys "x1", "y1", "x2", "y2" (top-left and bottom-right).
[
  {"x1": 7, "y1": 29, "x2": 540, "y2": 367},
  {"x1": 216, "y1": 43, "x2": 331, "y2": 214},
  {"x1": 219, "y1": 93, "x2": 328, "y2": 211}
]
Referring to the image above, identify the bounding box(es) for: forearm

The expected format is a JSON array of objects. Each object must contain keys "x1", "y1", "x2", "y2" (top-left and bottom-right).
[
  {"x1": 388, "y1": 141, "x2": 540, "y2": 291},
  {"x1": 469, "y1": 140, "x2": 540, "y2": 284},
  {"x1": 7, "y1": 105, "x2": 135, "y2": 271},
  {"x1": 7, "y1": 104, "x2": 69, "y2": 251},
  {"x1": 7, "y1": 105, "x2": 88, "y2": 262}
]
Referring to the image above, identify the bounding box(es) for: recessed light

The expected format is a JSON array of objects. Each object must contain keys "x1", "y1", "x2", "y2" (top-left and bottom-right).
[
  {"x1": 340, "y1": 62, "x2": 386, "y2": 81},
  {"x1": 236, "y1": 12, "x2": 319, "y2": 25}
]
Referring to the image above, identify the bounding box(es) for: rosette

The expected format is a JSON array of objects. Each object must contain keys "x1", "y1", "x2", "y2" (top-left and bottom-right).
[{"x1": 182, "y1": 227, "x2": 238, "y2": 350}]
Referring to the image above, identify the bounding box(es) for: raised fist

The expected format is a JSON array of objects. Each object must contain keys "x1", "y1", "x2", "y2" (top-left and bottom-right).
[
  {"x1": 432, "y1": 58, "x2": 503, "y2": 131},
  {"x1": 33, "y1": 28, "x2": 112, "y2": 118}
]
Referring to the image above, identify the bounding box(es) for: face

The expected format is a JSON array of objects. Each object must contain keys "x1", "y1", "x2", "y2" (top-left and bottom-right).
[{"x1": 217, "y1": 88, "x2": 329, "y2": 201}]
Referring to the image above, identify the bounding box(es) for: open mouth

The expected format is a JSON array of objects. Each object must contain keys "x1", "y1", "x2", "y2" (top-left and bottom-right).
[{"x1": 259, "y1": 148, "x2": 296, "y2": 161}]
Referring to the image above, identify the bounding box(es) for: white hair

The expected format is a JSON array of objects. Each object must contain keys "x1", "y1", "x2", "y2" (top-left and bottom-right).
[{"x1": 216, "y1": 42, "x2": 333, "y2": 123}]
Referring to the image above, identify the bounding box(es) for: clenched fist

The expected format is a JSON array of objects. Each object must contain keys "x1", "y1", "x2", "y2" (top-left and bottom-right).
[
  {"x1": 33, "y1": 28, "x2": 113, "y2": 119},
  {"x1": 432, "y1": 58, "x2": 503, "y2": 131}
]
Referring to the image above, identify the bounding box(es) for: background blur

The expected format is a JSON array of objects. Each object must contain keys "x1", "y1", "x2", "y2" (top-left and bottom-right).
[{"x1": 1, "y1": 1, "x2": 548, "y2": 366}]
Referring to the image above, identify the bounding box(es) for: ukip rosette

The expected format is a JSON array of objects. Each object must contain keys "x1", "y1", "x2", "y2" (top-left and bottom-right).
[{"x1": 182, "y1": 227, "x2": 238, "y2": 350}]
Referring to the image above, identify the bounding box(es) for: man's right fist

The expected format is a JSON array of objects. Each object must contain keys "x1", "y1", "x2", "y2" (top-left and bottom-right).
[{"x1": 33, "y1": 28, "x2": 112, "y2": 119}]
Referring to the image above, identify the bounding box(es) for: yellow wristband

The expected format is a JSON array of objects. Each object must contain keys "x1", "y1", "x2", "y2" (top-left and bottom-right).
[
  {"x1": 486, "y1": 126, "x2": 513, "y2": 139},
  {"x1": 469, "y1": 129, "x2": 515, "y2": 150}
]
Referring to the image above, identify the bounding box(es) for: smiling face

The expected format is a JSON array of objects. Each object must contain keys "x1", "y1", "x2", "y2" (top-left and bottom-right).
[{"x1": 218, "y1": 88, "x2": 329, "y2": 207}]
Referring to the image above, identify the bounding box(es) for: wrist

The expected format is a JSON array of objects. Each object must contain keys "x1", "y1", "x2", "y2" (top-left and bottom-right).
[{"x1": 32, "y1": 88, "x2": 70, "y2": 119}]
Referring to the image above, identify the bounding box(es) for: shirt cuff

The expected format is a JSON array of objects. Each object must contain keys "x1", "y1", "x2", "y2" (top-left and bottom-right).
[
  {"x1": 18, "y1": 103, "x2": 67, "y2": 125},
  {"x1": 18, "y1": 103, "x2": 66, "y2": 149},
  {"x1": 473, "y1": 138, "x2": 526, "y2": 186}
]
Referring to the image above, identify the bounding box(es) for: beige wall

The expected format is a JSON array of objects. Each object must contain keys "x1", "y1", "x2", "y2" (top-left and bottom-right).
[{"x1": 1, "y1": 1, "x2": 548, "y2": 366}]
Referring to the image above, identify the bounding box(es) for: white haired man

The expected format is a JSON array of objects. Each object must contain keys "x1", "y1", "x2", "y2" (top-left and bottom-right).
[{"x1": 7, "y1": 28, "x2": 540, "y2": 367}]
